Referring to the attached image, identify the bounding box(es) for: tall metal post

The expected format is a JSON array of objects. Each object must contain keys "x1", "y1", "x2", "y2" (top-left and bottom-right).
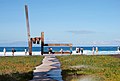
[
  {"x1": 25, "y1": 5, "x2": 32, "y2": 55},
  {"x1": 41, "y1": 32, "x2": 44, "y2": 55}
]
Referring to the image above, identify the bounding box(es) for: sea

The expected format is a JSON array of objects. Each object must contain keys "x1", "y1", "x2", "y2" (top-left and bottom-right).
[
  {"x1": 0, "y1": 46, "x2": 120, "y2": 54},
  {"x1": 0, "y1": 46, "x2": 119, "y2": 52}
]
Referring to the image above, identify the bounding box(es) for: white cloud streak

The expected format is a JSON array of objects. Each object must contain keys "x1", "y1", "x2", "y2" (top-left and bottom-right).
[{"x1": 67, "y1": 30, "x2": 96, "y2": 34}]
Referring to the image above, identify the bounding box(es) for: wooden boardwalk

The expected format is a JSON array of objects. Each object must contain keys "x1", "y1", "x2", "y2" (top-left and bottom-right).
[{"x1": 30, "y1": 55, "x2": 63, "y2": 81}]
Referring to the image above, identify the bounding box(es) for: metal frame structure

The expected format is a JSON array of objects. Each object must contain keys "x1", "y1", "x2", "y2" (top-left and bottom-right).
[{"x1": 25, "y1": 5, "x2": 72, "y2": 55}]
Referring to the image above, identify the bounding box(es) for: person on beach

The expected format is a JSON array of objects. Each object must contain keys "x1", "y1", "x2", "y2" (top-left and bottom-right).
[
  {"x1": 3, "y1": 48, "x2": 6, "y2": 56},
  {"x1": 70, "y1": 49, "x2": 72, "y2": 55},
  {"x1": 60, "y1": 48, "x2": 63, "y2": 54},
  {"x1": 117, "y1": 47, "x2": 120, "y2": 51},
  {"x1": 92, "y1": 47, "x2": 95, "y2": 55},
  {"x1": 76, "y1": 47, "x2": 79, "y2": 53},
  {"x1": 48, "y1": 48, "x2": 51, "y2": 54},
  {"x1": 78, "y1": 48, "x2": 80, "y2": 53},
  {"x1": 50, "y1": 48, "x2": 53, "y2": 54},
  {"x1": 117, "y1": 46, "x2": 120, "y2": 54},
  {"x1": 48, "y1": 48, "x2": 53, "y2": 54},
  {"x1": 96, "y1": 47, "x2": 98, "y2": 54},
  {"x1": 12, "y1": 48, "x2": 15, "y2": 56},
  {"x1": 25, "y1": 48, "x2": 27, "y2": 55},
  {"x1": 80, "y1": 48, "x2": 84, "y2": 55}
]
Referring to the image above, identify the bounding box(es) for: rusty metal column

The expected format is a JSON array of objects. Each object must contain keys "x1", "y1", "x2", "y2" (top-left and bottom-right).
[
  {"x1": 25, "y1": 5, "x2": 32, "y2": 55},
  {"x1": 29, "y1": 38, "x2": 32, "y2": 55},
  {"x1": 41, "y1": 32, "x2": 44, "y2": 55}
]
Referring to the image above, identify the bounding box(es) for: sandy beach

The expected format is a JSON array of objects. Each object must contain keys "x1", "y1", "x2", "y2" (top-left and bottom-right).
[{"x1": 0, "y1": 50, "x2": 120, "y2": 57}]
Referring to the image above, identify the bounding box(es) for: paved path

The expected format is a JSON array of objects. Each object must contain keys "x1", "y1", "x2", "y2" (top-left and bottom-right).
[{"x1": 30, "y1": 55, "x2": 63, "y2": 81}]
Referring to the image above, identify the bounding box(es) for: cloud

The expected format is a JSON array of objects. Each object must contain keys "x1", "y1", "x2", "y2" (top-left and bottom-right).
[
  {"x1": 67, "y1": 30, "x2": 95, "y2": 34},
  {"x1": 114, "y1": 39, "x2": 120, "y2": 43},
  {"x1": 0, "y1": 41, "x2": 28, "y2": 47},
  {"x1": 110, "y1": 39, "x2": 120, "y2": 45},
  {"x1": 76, "y1": 40, "x2": 120, "y2": 46}
]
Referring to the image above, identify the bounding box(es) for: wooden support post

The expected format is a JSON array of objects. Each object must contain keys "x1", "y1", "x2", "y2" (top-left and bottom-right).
[
  {"x1": 41, "y1": 32, "x2": 44, "y2": 55},
  {"x1": 25, "y1": 5, "x2": 32, "y2": 55},
  {"x1": 44, "y1": 44, "x2": 72, "y2": 46},
  {"x1": 29, "y1": 38, "x2": 32, "y2": 55}
]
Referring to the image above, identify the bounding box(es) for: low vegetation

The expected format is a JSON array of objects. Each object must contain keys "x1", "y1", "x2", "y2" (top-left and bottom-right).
[
  {"x1": 0, "y1": 56, "x2": 44, "y2": 81},
  {"x1": 57, "y1": 55, "x2": 120, "y2": 81}
]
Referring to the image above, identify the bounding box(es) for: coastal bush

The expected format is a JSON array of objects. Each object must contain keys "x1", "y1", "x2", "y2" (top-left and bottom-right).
[
  {"x1": 57, "y1": 55, "x2": 120, "y2": 81},
  {"x1": 0, "y1": 56, "x2": 44, "y2": 81}
]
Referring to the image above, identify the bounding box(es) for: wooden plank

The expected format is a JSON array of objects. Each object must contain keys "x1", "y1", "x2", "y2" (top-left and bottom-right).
[
  {"x1": 36, "y1": 37, "x2": 41, "y2": 41},
  {"x1": 44, "y1": 44, "x2": 72, "y2": 46},
  {"x1": 31, "y1": 37, "x2": 41, "y2": 44},
  {"x1": 43, "y1": 52, "x2": 70, "y2": 54}
]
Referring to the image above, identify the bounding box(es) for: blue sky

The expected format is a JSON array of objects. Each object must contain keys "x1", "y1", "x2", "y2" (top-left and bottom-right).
[{"x1": 0, "y1": 0, "x2": 120, "y2": 46}]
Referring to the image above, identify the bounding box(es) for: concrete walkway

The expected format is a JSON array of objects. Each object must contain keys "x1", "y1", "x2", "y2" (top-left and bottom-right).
[{"x1": 30, "y1": 55, "x2": 63, "y2": 81}]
